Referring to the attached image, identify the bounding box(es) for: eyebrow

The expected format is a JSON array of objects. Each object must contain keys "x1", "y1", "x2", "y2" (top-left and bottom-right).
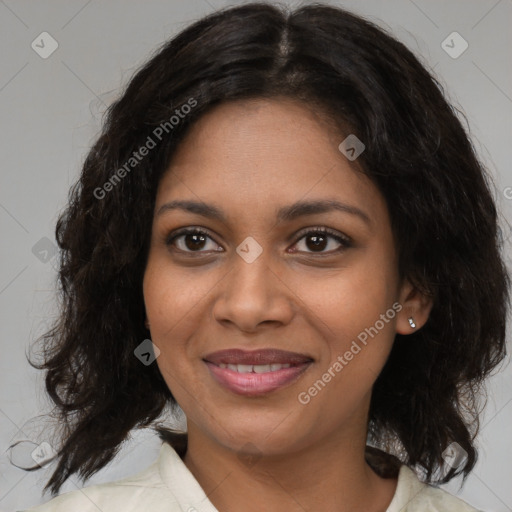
[{"x1": 156, "y1": 199, "x2": 371, "y2": 226}]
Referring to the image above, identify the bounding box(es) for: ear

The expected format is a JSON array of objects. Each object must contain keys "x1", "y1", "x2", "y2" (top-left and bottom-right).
[{"x1": 395, "y1": 278, "x2": 434, "y2": 334}]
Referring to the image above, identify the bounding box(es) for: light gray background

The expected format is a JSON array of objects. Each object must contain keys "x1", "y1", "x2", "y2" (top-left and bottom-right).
[{"x1": 1, "y1": 0, "x2": 511, "y2": 510}]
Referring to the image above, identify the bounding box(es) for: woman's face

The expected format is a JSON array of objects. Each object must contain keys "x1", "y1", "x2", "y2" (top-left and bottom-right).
[{"x1": 143, "y1": 97, "x2": 420, "y2": 456}]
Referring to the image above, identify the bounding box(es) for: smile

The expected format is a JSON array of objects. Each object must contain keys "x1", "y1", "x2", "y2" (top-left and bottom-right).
[
  {"x1": 216, "y1": 363, "x2": 291, "y2": 373},
  {"x1": 204, "y1": 360, "x2": 312, "y2": 396}
]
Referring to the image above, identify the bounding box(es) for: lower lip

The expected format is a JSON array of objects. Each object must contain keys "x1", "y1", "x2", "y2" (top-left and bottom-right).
[{"x1": 204, "y1": 361, "x2": 312, "y2": 396}]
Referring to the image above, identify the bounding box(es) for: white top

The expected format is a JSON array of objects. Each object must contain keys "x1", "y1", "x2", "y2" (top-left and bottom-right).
[{"x1": 24, "y1": 442, "x2": 479, "y2": 511}]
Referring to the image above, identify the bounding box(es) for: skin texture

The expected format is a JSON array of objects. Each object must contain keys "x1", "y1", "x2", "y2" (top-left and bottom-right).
[{"x1": 143, "y1": 98, "x2": 433, "y2": 512}]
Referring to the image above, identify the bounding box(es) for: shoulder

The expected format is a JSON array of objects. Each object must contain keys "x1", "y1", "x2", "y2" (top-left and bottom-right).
[
  {"x1": 387, "y1": 465, "x2": 481, "y2": 512},
  {"x1": 23, "y1": 445, "x2": 183, "y2": 512}
]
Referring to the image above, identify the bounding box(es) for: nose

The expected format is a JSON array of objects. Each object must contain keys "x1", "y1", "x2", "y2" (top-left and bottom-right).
[{"x1": 212, "y1": 247, "x2": 295, "y2": 333}]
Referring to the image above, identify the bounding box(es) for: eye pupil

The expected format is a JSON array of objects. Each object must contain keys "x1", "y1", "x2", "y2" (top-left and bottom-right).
[
  {"x1": 186, "y1": 234, "x2": 207, "y2": 251},
  {"x1": 306, "y1": 234, "x2": 327, "y2": 251}
]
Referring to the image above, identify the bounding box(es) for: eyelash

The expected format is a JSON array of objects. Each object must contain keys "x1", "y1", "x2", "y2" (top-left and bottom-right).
[{"x1": 165, "y1": 226, "x2": 352, "y2": 256}]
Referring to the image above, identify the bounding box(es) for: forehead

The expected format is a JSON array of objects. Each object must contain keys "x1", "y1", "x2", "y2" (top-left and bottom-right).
[{"x1": 155, "y1": 98, "x2": 386, "y2": 225}]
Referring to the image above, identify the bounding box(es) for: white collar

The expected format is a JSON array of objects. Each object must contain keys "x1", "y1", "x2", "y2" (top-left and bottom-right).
[{"x1": 158, "y1": 442, "x2": 220, "y2": 511}]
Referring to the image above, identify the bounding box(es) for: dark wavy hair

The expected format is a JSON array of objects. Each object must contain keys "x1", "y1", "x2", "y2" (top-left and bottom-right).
[{"x1": 23, "y1": 1, "x2": 509, "y2": 497}]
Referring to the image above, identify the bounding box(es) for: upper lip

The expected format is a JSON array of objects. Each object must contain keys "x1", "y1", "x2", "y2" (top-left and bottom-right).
[{"x1": 203, "y1": 348, "x2": 314, "y2": 366}]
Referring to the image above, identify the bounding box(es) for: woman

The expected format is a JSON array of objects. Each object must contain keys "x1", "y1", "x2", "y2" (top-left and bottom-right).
[{"x1": 23, "y1": 2, "x2": 509, "y2": 511}]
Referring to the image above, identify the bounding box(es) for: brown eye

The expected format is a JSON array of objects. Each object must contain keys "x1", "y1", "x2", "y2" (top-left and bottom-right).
[
  {"x1": 292, "y1": 228, "x2": 351, "y2": 254},
  {"x1": 166, "y1": 228, "x2": 222, "y2": 253}
]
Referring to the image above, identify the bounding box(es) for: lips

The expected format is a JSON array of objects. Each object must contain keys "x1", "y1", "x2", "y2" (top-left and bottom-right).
[
  {"x1": 203, "y1": 348, "x2": 314, "y2": 396},
  {"x1": 203, "y1": 348, "x2": 313, "y2": 366}
]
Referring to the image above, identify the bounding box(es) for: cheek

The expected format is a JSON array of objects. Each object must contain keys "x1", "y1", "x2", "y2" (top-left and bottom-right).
[
  {"x1": 143, "y1": 263, "x2": 204, "y2": 399},
  {"x1": 296, "y1": 262, "x2": 396, "y2": 334},
  {"x1": 143, "y1": 258, "x2": 221, "y2": 401},
  {"x1": 295, "y1": 262, "x2": 398, "y2": 383},
  {"x1": 143, "y1": 258, "x2": 218, "y2": 335}
]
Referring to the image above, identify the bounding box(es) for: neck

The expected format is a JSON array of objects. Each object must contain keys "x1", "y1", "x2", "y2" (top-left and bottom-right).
[{"x1": 181, "y1": 424, "x2": 397, "y2": 512}]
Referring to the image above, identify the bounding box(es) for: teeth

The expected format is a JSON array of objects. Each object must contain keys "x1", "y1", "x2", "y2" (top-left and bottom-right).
[
  {"x1": 253, "y1": 364, "x2": 271, "y2": 373},
  {"x1": 217, "y1": 363, "x2": 292, "y2": 373}
]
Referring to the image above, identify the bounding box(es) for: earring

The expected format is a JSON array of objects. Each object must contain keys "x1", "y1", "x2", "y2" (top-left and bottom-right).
[{"x1": 408, "y1": 317, "x2": 416, "y2": 329}]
